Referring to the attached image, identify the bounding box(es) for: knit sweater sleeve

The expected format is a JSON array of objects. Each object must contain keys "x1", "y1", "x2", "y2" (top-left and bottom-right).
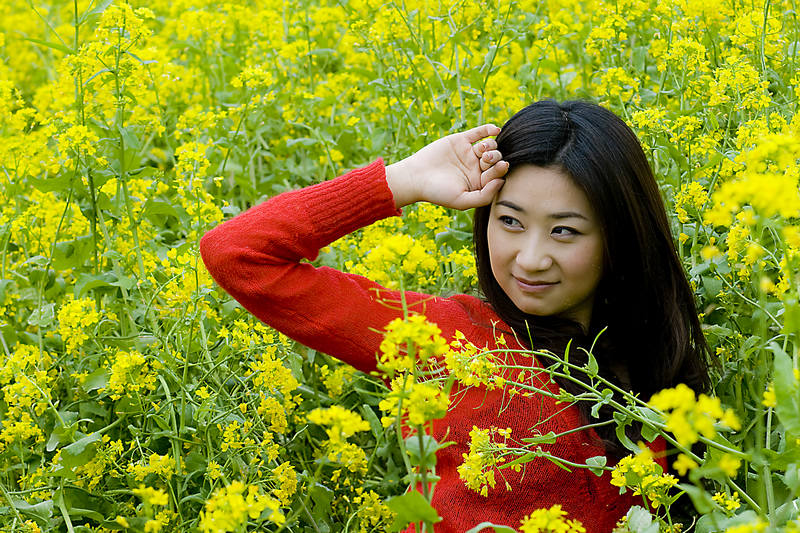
[{"x1": 199, "y1": 159, "x2": 469, "y2": 374}]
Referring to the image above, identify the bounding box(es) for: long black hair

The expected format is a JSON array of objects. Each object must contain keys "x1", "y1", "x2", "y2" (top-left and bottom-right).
[{"x1": 473, "y1": 100, "x2": 710, "y2": 458}]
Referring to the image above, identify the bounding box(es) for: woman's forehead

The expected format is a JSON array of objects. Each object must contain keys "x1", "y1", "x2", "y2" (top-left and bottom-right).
[{"x1": 494, "y1": 165, "x2": 595, "y2": 219}]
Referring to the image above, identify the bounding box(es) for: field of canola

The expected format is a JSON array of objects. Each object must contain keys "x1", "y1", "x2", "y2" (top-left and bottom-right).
[{"x1": 1, "y1": 0, "x2": 800, "y2": 531}]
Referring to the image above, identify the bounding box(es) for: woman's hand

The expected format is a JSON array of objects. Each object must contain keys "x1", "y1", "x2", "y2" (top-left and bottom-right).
[{"x1": 385, "y1": 124, "x2": 509, "y2": 209}]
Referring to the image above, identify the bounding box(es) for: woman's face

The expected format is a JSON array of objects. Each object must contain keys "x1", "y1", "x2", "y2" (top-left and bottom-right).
[{"x1": 487, "y1": 164, "x2": 604, "y2": 329}]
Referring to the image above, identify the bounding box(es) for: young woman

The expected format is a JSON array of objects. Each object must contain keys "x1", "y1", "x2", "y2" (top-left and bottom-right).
[{"x1": 200, "y1": 99, "x2": 710, "y2": 532}]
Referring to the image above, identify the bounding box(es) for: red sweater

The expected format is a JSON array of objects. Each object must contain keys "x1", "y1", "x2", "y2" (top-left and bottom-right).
[{"x1": 199, "y1": 159, "x2": 663, "y2": 532}]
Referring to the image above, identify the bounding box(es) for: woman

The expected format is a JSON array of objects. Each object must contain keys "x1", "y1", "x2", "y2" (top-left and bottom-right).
[{"x1": 200, "y1": 99, "x2": 709, "y2": 531}]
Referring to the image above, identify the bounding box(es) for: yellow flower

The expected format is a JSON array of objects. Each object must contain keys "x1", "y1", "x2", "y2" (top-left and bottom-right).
[
  {"x1": 457, "y1": 426, "x2": 512, "y2": 496},
  {"x1": 520, "y1": 505, "x2": 586, "y2": 533},
  {"x1": 672, "y1": 453, "x2": 698, "y2": 476},
  {"x1": 271, "y1": 462, "x2": 297, "y2": 505},
  {"x1": 378, "y1": 314, "x2": 449, "y2": 374},
  {"x1": 199, "y1": 481, "x2": 284, "y2": 531},
  {"x1": 762, "y1": 384, "x2": 777, "y2": 408},
  {"x1": 649, "y1": 384, "x2": 739, "y2": 446},
  {"x1": 307, "y1": 405, "x2": 369, "y2": 443},
  {"x1": 133, "y1": 485, "x2": 169, "y2": 506},
  {"x1": 718, "y1": 453, "x2": 742, "y2": 477},
  {"x1": 712, "y1": 491, "x2": 741, "y2": 514}
]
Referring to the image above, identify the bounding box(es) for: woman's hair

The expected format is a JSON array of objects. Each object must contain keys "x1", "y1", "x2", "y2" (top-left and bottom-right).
[{"x1": 473, "y1": 99, "x2": 710, "y2": 458}]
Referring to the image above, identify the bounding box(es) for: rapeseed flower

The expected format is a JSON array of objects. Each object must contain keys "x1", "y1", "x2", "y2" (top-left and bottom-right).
[
  {"x1": 457, "y1": 426, "x2": 512, "y2": 496},
  {"x1": 611, "y1": 447, "x2": 678, "y2": 509},
  {"x1": 712, "y1": 491, "x2": 741, "y2": 514},
  {"x1": 378, "y1": 314, "x2": 449, "y2": 374},
  {"x1": 308, "y1": 405, "x2": 370, "y2": 442},
  {"x1": 519, "y1": 504, "x2": 586, "y2": 533},
  {"x1": 199, "y1": 481, "x2": 284, "y2": 532},
  {"x1": 134, "y1": 485, "x2": 169, "y2": 506},
  {"x1": 648, "y1": 384, "x2": 740, "y2": 446}
]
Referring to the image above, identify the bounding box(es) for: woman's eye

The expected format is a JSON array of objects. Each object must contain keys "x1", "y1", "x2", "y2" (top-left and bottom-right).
[
  {"x1": 552, "y1": 226, "x2": 579, "y2": 236},
  {"x1": 499, "y1": 215, "x2": 521, "y2": 228}
]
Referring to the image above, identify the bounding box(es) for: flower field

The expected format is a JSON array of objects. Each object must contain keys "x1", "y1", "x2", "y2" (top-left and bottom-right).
[{"x1": 1, "y1": 0, "x2": 800, "y2": 531}]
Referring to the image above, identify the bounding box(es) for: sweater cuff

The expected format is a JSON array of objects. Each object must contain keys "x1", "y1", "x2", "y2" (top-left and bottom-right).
[{"x1": 300, "y1": 158, "x2": 403, "y2": 236}]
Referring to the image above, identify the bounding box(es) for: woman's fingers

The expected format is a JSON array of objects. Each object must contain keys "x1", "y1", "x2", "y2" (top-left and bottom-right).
[
  {"x1": 471, "y1": 137, "x2": 498, "y2": 158},
  {"x1": 462, "y1": 123, "x2": 501, "y2": 144},
  {"x1": 479, "y1": 149, "x2": 502, "y2": 171},
  {"x1": 481, "y1": 159, "x2": 509, "y2": 187},
  {"x1": 453, "y1": 175, "x2": 506, "y2": 210}
]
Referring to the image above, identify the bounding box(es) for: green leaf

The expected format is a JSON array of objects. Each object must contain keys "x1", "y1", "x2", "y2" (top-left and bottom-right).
[
  {"x1": 118, "y1": 125, "x2": 142, "y2": 151},
  {"x1": 309, "y1": 483, "x2": 333, "y2": 526},
  {"x1": 591, "y1": 388, "x2": 614, "y2": 418},
  {"x1": 624, "y1": 506, "x2": 659, "y2": 533},
  {"x1": 385, "y1": 491, "x2": 441, "y2": 532},
  {"x1": 84, "y1": 68, "x2": 112, "y2": 85},
  {"x1": 465, "y1": 522, "x2": 518, "y2": 533},
  {"x1": 585, "y1": 353, "x2": 598, "y2": 377},
  {"x1": 404, "y1": 433, "x2": 439, "y2": 469},
  {"x1": 78, "y1": 0, "x2": 114, "y2": 23},
  {"x1": 585, "y1": 455, "x2": 607, "y2": 476},
  {"x1": 8, "y1": 499, "x2": 54, "y2": 523},
  {"x1": 142, "y1": 199, "x2": 180, "y2": 220},
  {"x1": 502, "y1": 451, "x2": 537, "y2": 469},
  {"x1": 359, "y1": 404, "x2": 383, "y2": 440},
  {"x1": 24, "y1": 37, "x2": 73, "y2": 55},
  {"x1": 125, "y1": 50, "x2": 158, "y2": 65},
  {"x1": 53, "y1": 235, "x2": 95, "y2": 271},
  {"x1": 696, "y1": 510, "x2": 759, "y2": 533},
  {"x1": 59, "y1": 432, "x2": 103, "y2": 470},
  {"x1": 770, "y1": 343, "x2": 800, "y2": 438},
  {"x1": 28, "y1": 303, "x2": 55, "y2": 328},
  {"x1": 75, "y1": 272, "x2": 116, "y2": 298},
  {"x1": 782, "y1": 463, "x2": 800, "y2": 492},
  {"x1": 520, "y1": 431, "x2": 557, "y2": 445},
  {"x1": 679, "y1": 483, "x2": 714, "y2": 514}
]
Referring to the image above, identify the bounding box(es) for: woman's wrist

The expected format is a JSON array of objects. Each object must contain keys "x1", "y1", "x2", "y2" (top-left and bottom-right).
[{"x1": 385, "y1": 158, "x2": 419, "y2": 209}]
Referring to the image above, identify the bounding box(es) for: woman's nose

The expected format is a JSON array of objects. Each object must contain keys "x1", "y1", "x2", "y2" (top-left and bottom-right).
[{"x1": 515, "y1": 240, "x2": 554, "y2": 272}]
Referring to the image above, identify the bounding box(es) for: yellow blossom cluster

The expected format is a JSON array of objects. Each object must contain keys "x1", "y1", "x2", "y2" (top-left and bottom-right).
[
  {"x1": 270, "y1": 462, "x2": 297, "y2": 506},
  {"x1": 648, "y1": 384, "x2": 741, "y2": 447},
  {"x1": 378, "y1": 375, "x2": 450, "y2": 427},
  {"x1": 378, "y1": 314, "x2": 449, "y2": 374},
  {"x1": 610, "y1": 447, "x2": 678, "y2": 509},
  {"x1": 712, "y1": 491, "x2": 741, "y2": 515},
  {"x1": 56, "y1": 295, "x2": 102, "y2": 351},
  {"x1": 104, "y1": 349, "x2": 161, "y2": 401},
  {"x1": 457, "y1": 426, "x2": 514, "y2": 497},
  {"x1": 705, "y1": 133, "x2": 800, "y2": 228},
  {"x1": 519, "y1": 504, "x2": 586, "y2": 533},
  {"x1": 444, "y1": 330, "x2": 505, "y2": 390},
  {"x1": 127, "y1": 453, "x2": 176, "y2": 482},
  {"x1": 198, "y1": 481, "x2": 285, "y2": 532},
  {"x1": 308, "y1": 406, "x2": 370, "y2": 473},
  {"x1": 353, "y1": 490, "x2": 396, "y2": 532}
]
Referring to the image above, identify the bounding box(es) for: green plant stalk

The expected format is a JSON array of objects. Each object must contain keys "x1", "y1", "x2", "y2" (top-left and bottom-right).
[
  {"x1": 399, "y1": 277, "x2": 434, "y2": 532},
  {"x1": 56, "y1": 481, "x2": 75, "y2": 533},
  {"x1": 763, "y1": 406, "x2": 775, "y2": 524},
  {"x1": 760, "y1": 0, "x2": 771, "y2": 76},
  {"x1": 219, "y1": 92, "x2": 253, "y2": 176},
  {"x1": 0, "y1": 481, "x2": 25, "y2": 526},
  {"x1": 113, "y1": 15, "x2": 146, "y2": 281},
  {"x1": 71, "y1": 1, "x2": 100, "y2": 284}
]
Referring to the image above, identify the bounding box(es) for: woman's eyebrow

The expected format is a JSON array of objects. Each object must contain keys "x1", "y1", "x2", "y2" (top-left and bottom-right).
[
  {"x1": 550, "y1": 211, "x2": 588, "y2": 220},
  {"x1": 496, "y1": 200, "x2": 524, "y2": 211},
  {"x1": 497, "y1": 201, "x2": 588, "y2": 221}
]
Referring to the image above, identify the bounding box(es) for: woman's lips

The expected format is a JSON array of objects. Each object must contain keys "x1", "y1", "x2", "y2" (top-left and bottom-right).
[{"x1": 514, "y1": 277, "x2": 559, "y2": 292}]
